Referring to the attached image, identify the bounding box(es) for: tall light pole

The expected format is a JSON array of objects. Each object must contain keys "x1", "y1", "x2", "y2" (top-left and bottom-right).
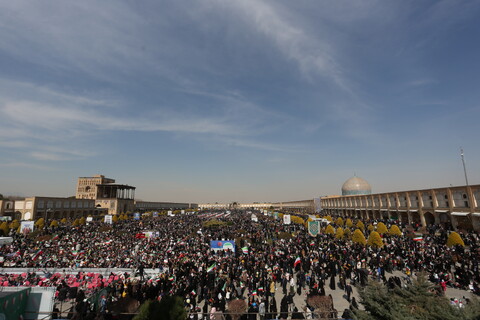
[{"x1": 460, "y1": 147, "x2": 469, "y2": 186}]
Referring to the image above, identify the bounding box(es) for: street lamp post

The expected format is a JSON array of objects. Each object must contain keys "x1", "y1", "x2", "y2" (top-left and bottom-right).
[{"x1": 460, "y1": 147, "x2": 469, "y2": 186}]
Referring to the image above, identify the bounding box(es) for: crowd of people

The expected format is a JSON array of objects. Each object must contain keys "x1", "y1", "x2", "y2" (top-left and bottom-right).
[{"x1": 0, "y1": 210, "x2": 479, "y2": 319}]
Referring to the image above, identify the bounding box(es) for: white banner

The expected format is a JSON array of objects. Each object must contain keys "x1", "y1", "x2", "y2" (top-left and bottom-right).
[
  {"x1": 251, "y1": 214, "x2": 258, "y2": 222},
  {"x1": 104, "y1": 215, "x2": 112, "y2": 224},
  {"x1": 20, "y1": 221, "x2": 35, "y2": 234},
  {"x1": 283, "y1": 214, "x2": 291, "y2": 225}
]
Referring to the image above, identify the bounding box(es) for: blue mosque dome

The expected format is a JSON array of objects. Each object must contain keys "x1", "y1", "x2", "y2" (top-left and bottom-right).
[{"x1": 342, "y1": 176, "x2": 371, "y2": 196}]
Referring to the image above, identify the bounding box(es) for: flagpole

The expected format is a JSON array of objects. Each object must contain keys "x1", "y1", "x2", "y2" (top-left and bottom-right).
[{"x1": 460, "y1": 147, "x2": 469, "y2": 186}]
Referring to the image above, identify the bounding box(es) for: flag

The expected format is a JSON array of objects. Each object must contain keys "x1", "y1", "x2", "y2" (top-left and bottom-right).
[
  {"x1": 190, "y1": 289, "x2": 196, "y2": 296},
  {"x1": 413, "y1": 237, "x2": 423, "y2": 242},
  {"x1": 258, "y1": 287, "x2": 264, "y2": 292},
  {"x1": 52, "y1": 235, "x2": 59, "y2": 241},
  {"x1": 168, "y1": 276, "x2": 175, "y2": 281},
  {"x1": 293, "y1": 257, "x2": 301, "y2": 268},
  {"x1": 251, "y1": 290, "x2": 257, "y2": 296},
  {"x1": 207, "y1": 263, "x2": 216, "y2": 273},
  {"x1": 32, "y1": 250, "x2": 43, "y2": 261},
  {"x1": 242, "y1": 247, "x2": 248, "y2": 254}
]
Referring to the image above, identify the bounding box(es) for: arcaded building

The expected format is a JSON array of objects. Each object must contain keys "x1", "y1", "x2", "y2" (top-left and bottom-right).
[{"x1": 321, "y1": 177, "x2": 480, "y2": 232}]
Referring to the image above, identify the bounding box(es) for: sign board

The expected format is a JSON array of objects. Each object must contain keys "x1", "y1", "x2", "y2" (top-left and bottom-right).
[
  {"x1": 283, "y1": 214, "x2": 291, "y2": 225},
  {"x1": 251, "y1": 214, "x2": 258, "y2": 222},
  {"x1": 134, "y1": 213, "x2": 141, "y2": 220},
  {"x1": 210, "y1": 240, "x2": 235, "y2": 252},
  {"x1": 20, "y1": 221, "x2": 34, "y2": 234},
  {"x1": 153, "y1": 212, "x2": 159, "y2": 217},
  {"x1": 181, "y1": 210, "x2": 185, "y2": 214},
  {"x1": 167, "y1": 211, "x2": 173, "y2": 216},
  {"x1": 273, "y1": 212, "x2": 279, "y2": 220},
  {"x1": 104, "y1": 215, "x2": 112, "y2": 224},
  {"x1": 308, "y1": 221, "x2": 320, "y2": 237},
  {"x1": 86, "y1": 217, "x2": 93, "y2": 222}
]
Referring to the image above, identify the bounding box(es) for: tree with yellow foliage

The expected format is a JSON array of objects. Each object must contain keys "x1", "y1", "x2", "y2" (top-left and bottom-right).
[
  {"x1": 325, "y1": 216, "x2": 333, "y2": 222},
  {"x1": 112, "y1": 215, "x2": 119, "y2": 223},
  {"x1": 35, "y1": 218, "x2": 45, "y2": 229},
  {"x1": 10, "y1": 220, "x2": 20, "y2": 230},
  {"x1": 60, "y1": 218, "x2": 67, "y2": 224},
  {"x1": 72, "y1": 219, "x2": 80, "y2": 226},
  {"x1": 50, "y1": 220, "x2": 59, "y2": 228},
  {"x1": 367, "y1": 224, "x2": 375, "y2": 232},
  {"x1": 389, "y1": 225, "x2": 402, "y2": 236},
  {"x1": 0, "y1": 222, "x2": 9, "y2": 236},
  {"x1": 352, "y1": 229, "x2": 366, "y2": 245},
  {"x1": 335, "y1": 227, "x2": 344, "y2": 239},
  {"x1": 344, "y1": 228, "x2": 352, "y2": 239},
  {"x1": 345, "y1": 218, "x2": 353, "y2": 228},
  {"x1": 356, "y1": 220, "x2": 365, "y2": 230},
  {"x1": 446, "y1": 232, "x2": 465, "y2": 247},
  {"x1": 335, "y1": 217, "x2": 344, "y2": 226},
  {"x1": 367, "y1": 231, "x2": 384, "y2": 248},
  {"x1": 325, "y1": 224, "x2": 335, "y2": 235},
  {"x1": 376, "y1": 222, "x2": 388, "y2": 235}
]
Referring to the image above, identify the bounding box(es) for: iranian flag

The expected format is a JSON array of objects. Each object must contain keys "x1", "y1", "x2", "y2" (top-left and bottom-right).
[
  {"x1": 413, "y1": 237, "x2": 423, "y2": 242},
  {"x1": 242, "y1": 247, "x2": 249, "y2": 254},
  {"x1": 207, "y1": 263, "x2": 216, "y2": 273},
  {"x1": 52, "y1": 235, "x2": 60, "y2": 241},
  {"x1": 293, "y1": 257, "x2": 301, "y2": 268},
  {"x1": 251, "y1": 290, "x2": 257, "y2": 296},
  {"x1": 32, "y1": 250, "x2": 43, "y2": 261}
]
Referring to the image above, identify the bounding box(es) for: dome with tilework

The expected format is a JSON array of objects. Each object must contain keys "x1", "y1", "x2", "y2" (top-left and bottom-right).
[{"x1": 342, "y1": 176, "x2": 371, "y2": 196}]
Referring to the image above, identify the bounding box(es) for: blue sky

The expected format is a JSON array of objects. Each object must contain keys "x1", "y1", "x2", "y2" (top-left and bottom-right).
[{"x1": 0, "y1": 1, "x2": 479, "y2": 203}]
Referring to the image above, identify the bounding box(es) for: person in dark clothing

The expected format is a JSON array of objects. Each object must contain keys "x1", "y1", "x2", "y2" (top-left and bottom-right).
[
  {"x1": 291, "y1": 306, "x2": 305, "y2": 319},
  {"x1": 329, "y1": 274, "x2": 336, "y2": 290},
  {"x1": 279, "y1": 295, "x2": 289, "y2": 320},
  {"x1": 345, "y1": 283, "x2": 353, "y2": 302},
  {"x1": 342, "y1": 308, "x2": 354, "y2": 319}
]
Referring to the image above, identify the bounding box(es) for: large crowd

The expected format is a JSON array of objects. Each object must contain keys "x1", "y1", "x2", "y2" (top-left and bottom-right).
[{"x1": 0, "y1": 210, "x2": 479, "y2": 319}]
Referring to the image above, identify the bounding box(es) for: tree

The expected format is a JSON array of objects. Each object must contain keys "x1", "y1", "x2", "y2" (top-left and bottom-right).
[
  {"x1": 50, "y1": 220, "x2": 59, "y2": 228},
  {"x1": 344, "y1": 228, "x2": 352, "y2": 239},
  {"x1": 112, "y1": 215, "x2": 119, "y2": 223},
  {"x1": 389, "y1": 225, "x2": 402, "y2": 236},
  {"x1": 376, "y1": 222, "x2": 388, "y2": 235},
  {"x1": 133, "y1": 296, "x2": 186, "y2": 320},
  {"x1": 335, "y1": 227, "x2": 344, "y2": 239},
  {"x1": 356, "y1": 220, "x2": 365, "y2": 230},
  {"x1": 72, "y1": 219, "x2": 80, "y2": 226},
  {"x1": 324, "y1": 224, "x2": 335, "y2": 235},
  {"x1": 0, "y1": 222, "x2": 9, "y2": 236},
  {"x1": 346, "y1": 218, "x2": 353, "y2": 228},
  {"x1": 352, "y1": 229, "x2": 366, "y2": 245},
  {"x1": 354, "y1": 274, "x2": 477, "y2": 320},
  {"x1": 228, "y1": 299, "x2": 247, "y2": 320},
  {"x1": 367, "y1": 231, "x2": 384, "y2": 248},
  {"x1": 335, "y1": 217, "x2": 344, "y2": 226},
  {"x1": 446, "y1": 232, "x2": 465, "y2": 247},
  {"x1": 35, "y1": 218, "x2": 45, "y2": 229},
  {"x1": 325, "y1": 215, "x2": 333, "y2": 222},
  {"x1": 9, "y1": 220, "x2": 20, "y2": 230},
  {"x1": 79, "y1": 217, "x2": 86, "y2": 225},
  {"x1": 368, "y1": 224, "x2": 375, "y2": 232},
  {"x1": 60, "y1": 218, "x2": 67, "y2": 224}
]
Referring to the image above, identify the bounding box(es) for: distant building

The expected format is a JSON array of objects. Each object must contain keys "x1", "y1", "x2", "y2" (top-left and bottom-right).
[
  {"x1": 76, "y1": 175, "x2": 136, "y2": 215},
  {"x1": 1, "y1": 197, "x2": 102, "y2": 221},
  {"x1": 135, "y1": 201, "x2": 197, "y2": 212},
  {"x1": 322, "y1": 178, "x2": 480, "y2": 231}
]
